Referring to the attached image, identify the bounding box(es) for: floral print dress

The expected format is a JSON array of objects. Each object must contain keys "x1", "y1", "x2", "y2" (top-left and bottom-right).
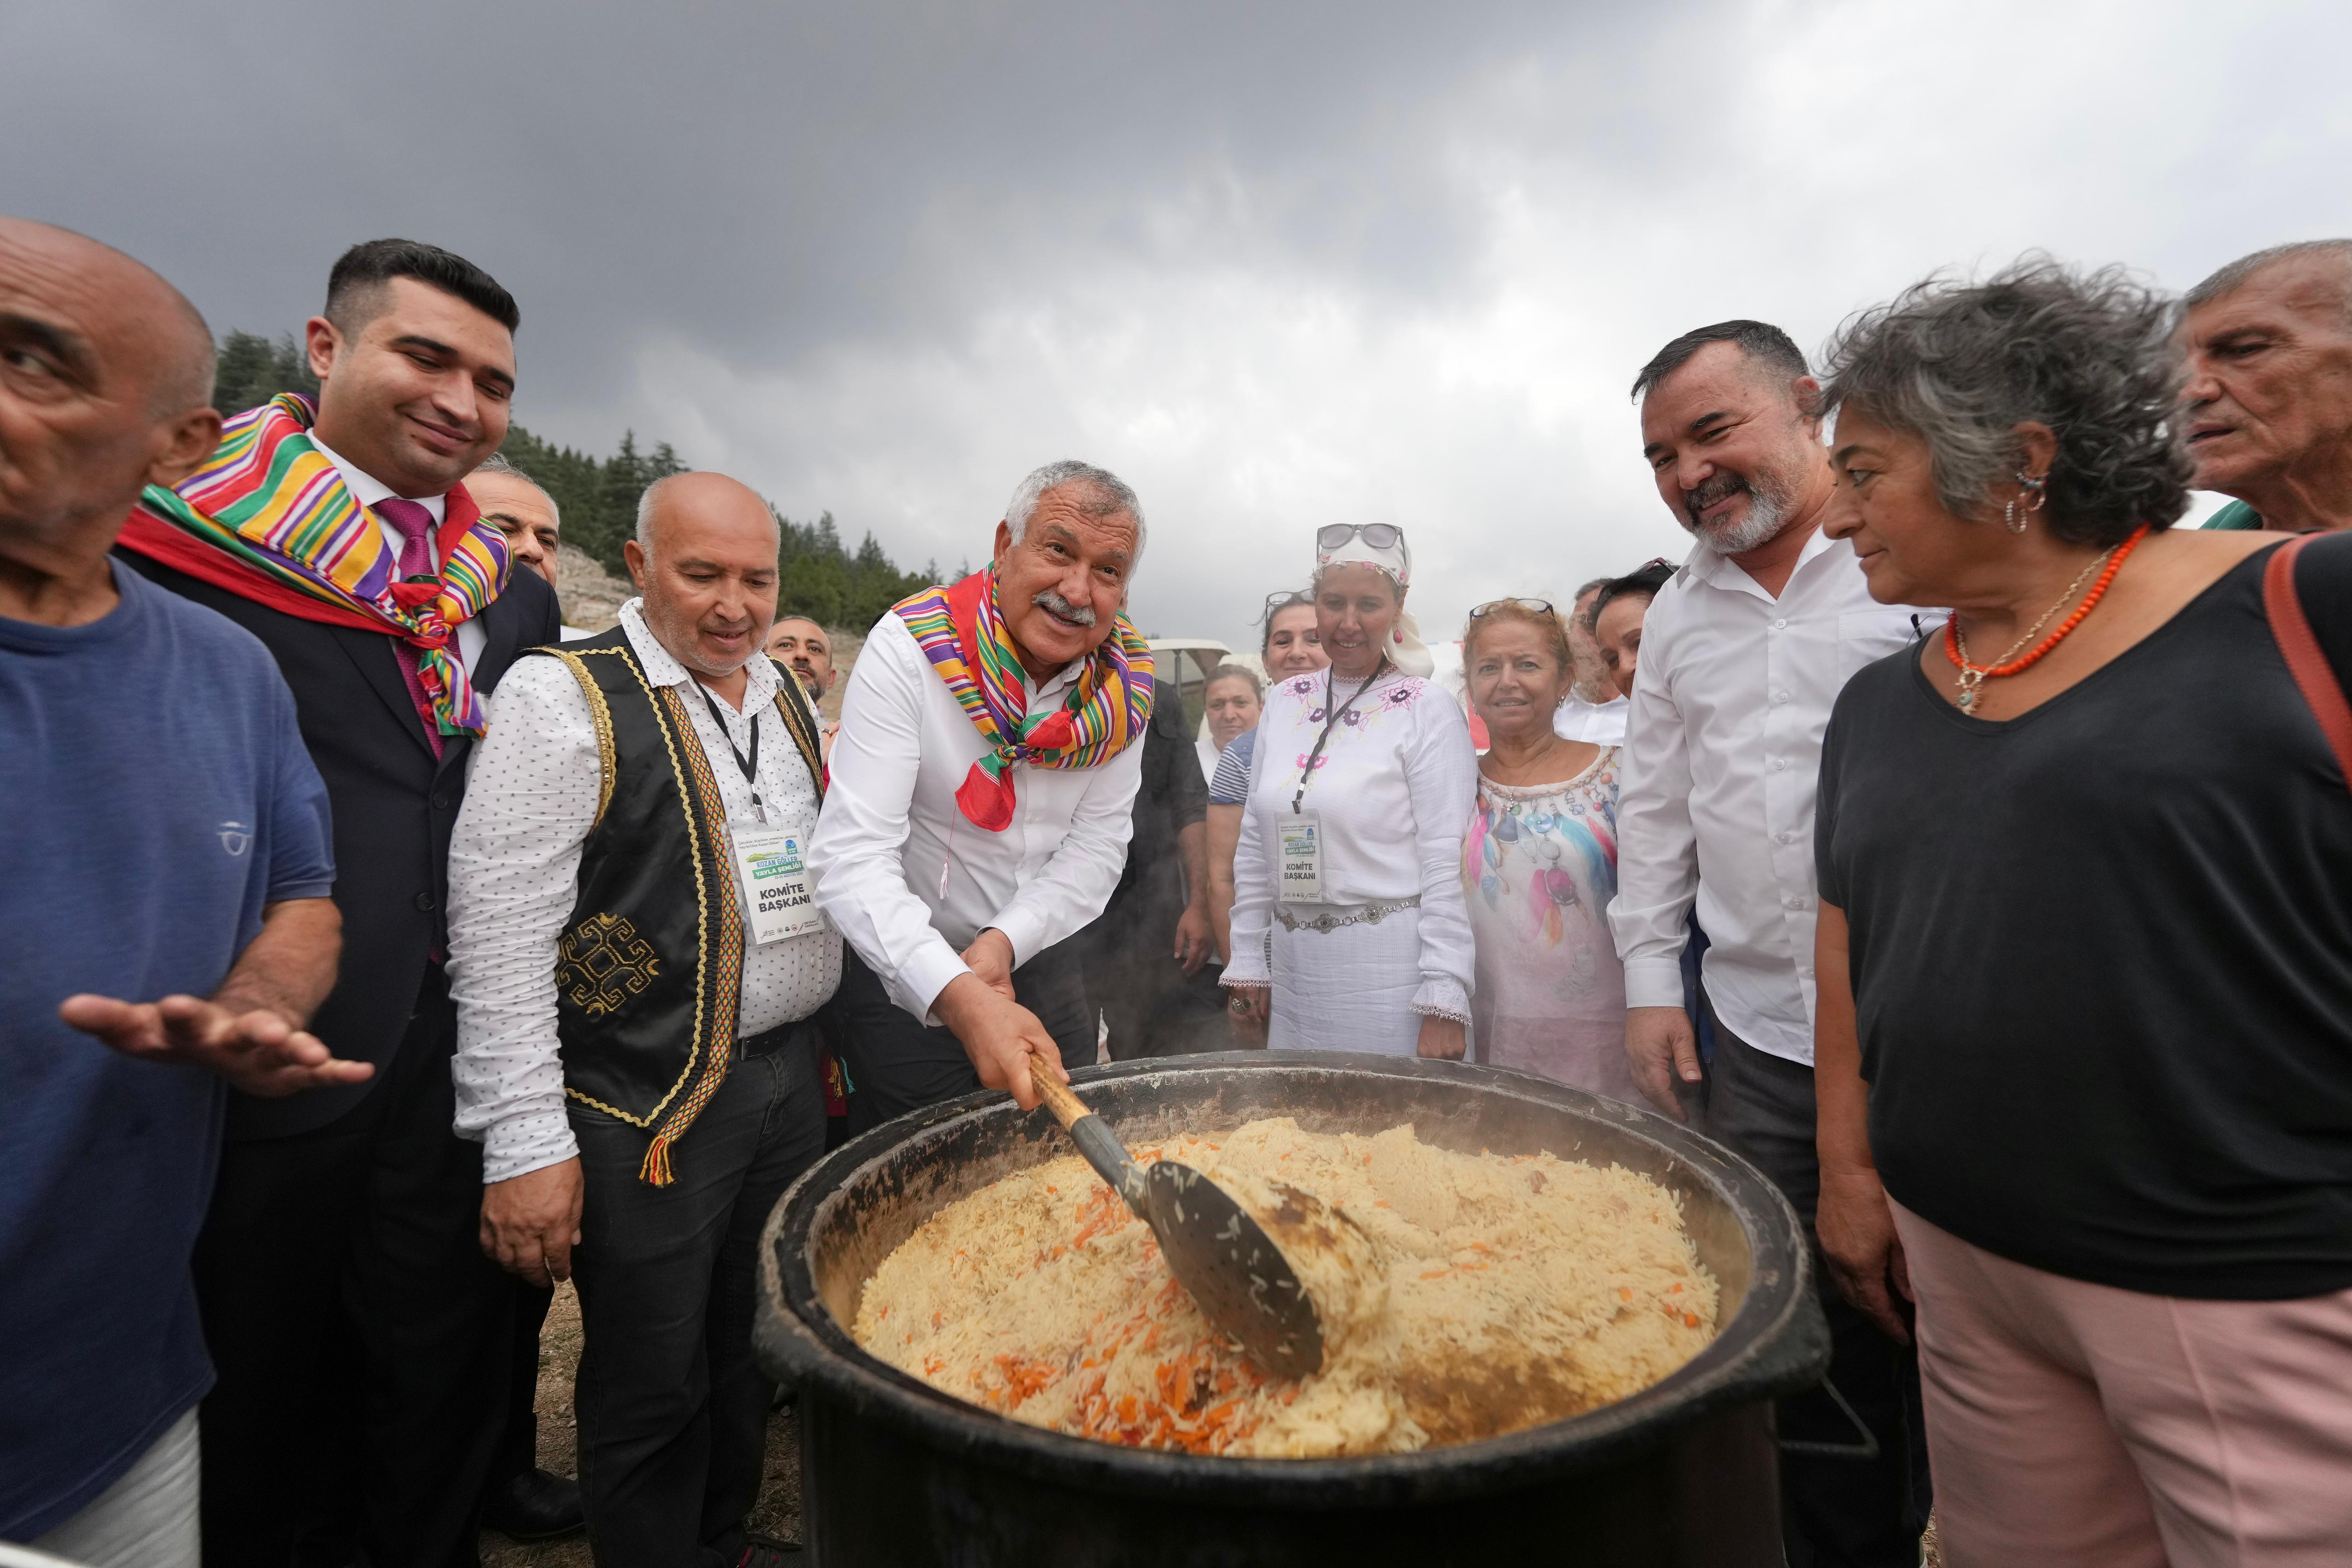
[{"x1": 1461, "y1": 748, "x2": 1633, "y2": 1101}]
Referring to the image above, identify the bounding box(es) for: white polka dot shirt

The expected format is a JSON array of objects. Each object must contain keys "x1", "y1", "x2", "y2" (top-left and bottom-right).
[{"x1": 447, "y1": 599, "x2": 841, "y2": 1184}]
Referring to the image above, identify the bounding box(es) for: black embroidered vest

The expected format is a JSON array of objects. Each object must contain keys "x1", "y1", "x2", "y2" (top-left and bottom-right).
[{"x1": 522, "y1": 627, "x2": 827, "y2": 1181}]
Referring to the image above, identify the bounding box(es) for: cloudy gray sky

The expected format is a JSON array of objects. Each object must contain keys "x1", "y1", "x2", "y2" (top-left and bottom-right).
[{"x1": 7, "y1": 0, "x2": 2346, "y2": 648}]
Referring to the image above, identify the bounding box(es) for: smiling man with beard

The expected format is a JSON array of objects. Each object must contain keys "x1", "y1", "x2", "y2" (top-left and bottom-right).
[
  {"x1": 810, "y1": 460, "x2": 1153, "y2": 1129},
  {"x1": 1608, "y1": 321, "x2": 1934, "y2": 1567}
]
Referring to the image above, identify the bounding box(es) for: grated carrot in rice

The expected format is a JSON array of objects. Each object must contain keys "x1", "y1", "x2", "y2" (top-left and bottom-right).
[{"x1": 852, "y1": 1118, "x2": 1718, "y2": 1458}]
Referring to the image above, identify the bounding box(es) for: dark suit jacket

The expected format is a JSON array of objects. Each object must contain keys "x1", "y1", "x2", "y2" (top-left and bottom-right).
[
  {"x1": 119, "y1": 550, "x2": 563, "y2": 1139},
  {"x1": 1102, "y1": 678, "x2": 1208, "y2": 942}
]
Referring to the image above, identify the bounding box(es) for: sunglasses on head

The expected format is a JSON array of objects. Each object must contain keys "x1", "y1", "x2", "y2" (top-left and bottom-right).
[
  {"x1": 1469, "y1": 597, "x2": 1555, "y2": 618},
  {"x1": 1261, "y1": 588, "x2": 1312, "y2": 617},
  {"x1": 1316, "y1": 523, "x2": 1404, "y2": 552}
]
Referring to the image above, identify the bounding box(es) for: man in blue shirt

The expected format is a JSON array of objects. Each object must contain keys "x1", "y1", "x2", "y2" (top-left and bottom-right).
[{"x1": 0, "y1": 217, "x2": 363, "y2": 1567}]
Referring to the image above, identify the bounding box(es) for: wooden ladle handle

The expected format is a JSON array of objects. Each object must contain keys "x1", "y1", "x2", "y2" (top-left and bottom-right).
[
  {"x1": 1026, "y1": 1049, "x2": 1091, "y2": 1129},
  {"x1": 1024, "y1": 1049, "x2": 1147, "y2": 1214}
]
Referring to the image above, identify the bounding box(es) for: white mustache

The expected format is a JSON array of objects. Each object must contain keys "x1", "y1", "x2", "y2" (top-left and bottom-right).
[{"x1": 1033, "y1": 589, "x2": 1097, "y2": 627}]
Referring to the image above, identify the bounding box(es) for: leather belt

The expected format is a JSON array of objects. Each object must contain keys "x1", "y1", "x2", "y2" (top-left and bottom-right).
[{"x1": 731, "y1": 1018, "x2": 811, "y2": 1064}]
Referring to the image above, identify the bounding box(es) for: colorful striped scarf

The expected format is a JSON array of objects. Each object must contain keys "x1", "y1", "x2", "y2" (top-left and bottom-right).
[
  {"x1": 116, "y1": 394, "x2": 511, "y2": 736},
  {"x1": 892, "y1": 568, "x2": 1154, "y2": 830}
]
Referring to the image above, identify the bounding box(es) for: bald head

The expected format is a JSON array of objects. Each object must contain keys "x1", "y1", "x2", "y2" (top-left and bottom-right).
[
  {"x1": 0, "y1": 219, "x2": 214, "y2": 417},
  {"x1": 634, "y1": 470, "x2": 775, "y2": 557},
  {"x1": 1, "y1": 218, "x2": 224, "y2": 593},
  {"x1": 623, "y1": 471, "x2": 782, "y2": 678}
]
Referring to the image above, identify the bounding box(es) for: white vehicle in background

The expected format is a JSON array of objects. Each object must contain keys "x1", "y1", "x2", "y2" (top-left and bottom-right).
[{"x1": 1144, "y1": 637, "x2": 1237, "y2": 730}]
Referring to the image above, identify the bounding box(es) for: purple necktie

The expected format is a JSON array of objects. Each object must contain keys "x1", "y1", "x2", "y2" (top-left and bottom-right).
[
  {"x1": 377, "y1": 497, "x2": 438, "y2": 581},
  {"x1": 374, "y1": 498, "x2": 446, "y2": 759}
]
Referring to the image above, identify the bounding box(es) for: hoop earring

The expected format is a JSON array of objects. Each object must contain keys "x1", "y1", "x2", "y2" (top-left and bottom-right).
[{"x1": 2005, "y1": 470, "x2": 2047, "y2": 535}]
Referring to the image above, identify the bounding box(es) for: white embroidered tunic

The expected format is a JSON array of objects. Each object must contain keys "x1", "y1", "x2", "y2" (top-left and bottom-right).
[{"x1": 1224, "y1": 666, "x2": 1480, "y2": 1023}]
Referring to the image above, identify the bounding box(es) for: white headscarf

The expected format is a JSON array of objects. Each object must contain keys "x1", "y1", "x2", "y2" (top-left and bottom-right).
[{"x1": 1312, "y1": 529, "x2": 1432, "y2": 677}]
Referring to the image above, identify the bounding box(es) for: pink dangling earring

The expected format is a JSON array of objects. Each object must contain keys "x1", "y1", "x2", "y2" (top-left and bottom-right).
[{"x1": 1393, "y1": 630, "x2": 1402, "y2": 642}]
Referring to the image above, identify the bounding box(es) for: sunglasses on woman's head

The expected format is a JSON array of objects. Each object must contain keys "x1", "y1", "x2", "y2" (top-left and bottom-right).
[
  {"x1": 1261, "y1": 588, "x2": 1312, "y2": 618},
  {"x1": 1468, "y1": 597, "x2": 1555, "y2": 618},
  {"x1": 1316, "y1": 523, "x2": 1404, "y2": 551}
]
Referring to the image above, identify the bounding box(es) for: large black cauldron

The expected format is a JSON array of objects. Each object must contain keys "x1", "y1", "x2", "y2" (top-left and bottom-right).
[{"x1": 756, "y1": 1052, "x2": 1828, "y2": 1567}]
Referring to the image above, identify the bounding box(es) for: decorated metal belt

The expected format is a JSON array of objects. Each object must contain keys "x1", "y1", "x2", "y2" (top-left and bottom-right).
[{"x1": 1273, "y1": 895, "x2": 1422, "y2": 934}]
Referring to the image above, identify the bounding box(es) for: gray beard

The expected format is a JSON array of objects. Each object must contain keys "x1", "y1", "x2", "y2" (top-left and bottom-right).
[{"x1": 1689, "y1": 479, "x2": 1791, "y2": 555}]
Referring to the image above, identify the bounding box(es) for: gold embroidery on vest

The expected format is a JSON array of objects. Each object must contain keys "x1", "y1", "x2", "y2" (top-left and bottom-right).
[
  {"x1": 542, "y1": 646, "x2": 623, "y2": 831},
  {"x1": 764, "y1": 655, "x2": 827, "y2": 798},
  {"x1": 556, "y1": 913, "x2": 662, "y2": 1015}
]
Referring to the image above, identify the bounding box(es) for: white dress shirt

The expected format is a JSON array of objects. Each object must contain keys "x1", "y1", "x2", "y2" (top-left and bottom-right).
[
  {"x1": 310, "y1": 434, "x2": 489, "y2": 672},
  {"x1": 447, "y1": 599, "x2": 840, "y2": 1183},
  {"x1": 1553, "y1": 692, "x2": 1629, "y2": 744},
  {"x1": 808, "y1": 609, "x2": 1145, "y2": 1023},
  {"x1": 1608, "y1": 528, "x2": 1931, "y2": 1066}
]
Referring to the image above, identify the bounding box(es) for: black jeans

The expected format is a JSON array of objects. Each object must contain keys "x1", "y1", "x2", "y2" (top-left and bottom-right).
[
  {"x1": 831, "y1": 941, "x2": 1093, "y2": 1135},
  {"x1": 489, "y1": 1278, "x2": 556, "y2": 1487},
  {"x1": 568, "y1": 1022, "x2": 826, "y2": 1568},
  {"x1": 193, "y1": 965, "x2": 513, "y2": 1568},
  {"x1": 1080, "y1": 889, "x2": 1228, "y2": 1061},
  {"x1": 1703, "y1": 1015, "x2": 1932, "y2": 1568}
]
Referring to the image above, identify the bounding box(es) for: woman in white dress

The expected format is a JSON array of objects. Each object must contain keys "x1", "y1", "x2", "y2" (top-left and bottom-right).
[{"x1": 1222, "y1": 526, "x2": 1480, "y2": 1057}]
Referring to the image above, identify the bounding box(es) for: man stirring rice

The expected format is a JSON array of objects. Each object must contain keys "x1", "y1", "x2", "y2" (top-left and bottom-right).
[{"x1": 809, "y1": 460, "x2": 1154, "y2": 1126}]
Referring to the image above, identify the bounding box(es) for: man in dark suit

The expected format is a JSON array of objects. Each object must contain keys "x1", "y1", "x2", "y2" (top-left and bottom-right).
[{"x1": 120, "y1": 239, "x2": 560, "y2": 1568}]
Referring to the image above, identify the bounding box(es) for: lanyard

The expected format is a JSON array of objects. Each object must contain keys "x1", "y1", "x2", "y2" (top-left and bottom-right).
[
  {"x1": 700, "y1": 687, "x2": 766, "y2": 823},
  {"x1": 1291, "y1": 656, "x2": 1390, "y2": 814}
]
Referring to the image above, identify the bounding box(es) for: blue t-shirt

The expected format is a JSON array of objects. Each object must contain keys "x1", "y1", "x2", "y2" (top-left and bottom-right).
[{"x1": 0, "y1": 562, "x2": 334, "y2": 1538}]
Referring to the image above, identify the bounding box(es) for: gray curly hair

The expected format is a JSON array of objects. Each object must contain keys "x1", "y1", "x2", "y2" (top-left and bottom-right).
[{"x1": 1817, "y1": 259, "x2": 2192, "y2": 547}]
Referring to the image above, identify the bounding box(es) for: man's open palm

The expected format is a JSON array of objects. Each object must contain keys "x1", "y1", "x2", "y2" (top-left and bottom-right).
[{"x1": 59, "y1": 993, "x2": 374, "y2": 1098}]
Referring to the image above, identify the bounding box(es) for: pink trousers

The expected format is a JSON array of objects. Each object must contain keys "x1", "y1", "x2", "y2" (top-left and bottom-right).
[{"x1": 1889, "y1": 1199, "x2": 2352, "y2": 1567}]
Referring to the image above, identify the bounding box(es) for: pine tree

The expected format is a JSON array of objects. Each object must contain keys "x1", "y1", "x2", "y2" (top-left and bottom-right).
[{"x1": 211, "y1": 331, "x2": 317, "y2": 415}]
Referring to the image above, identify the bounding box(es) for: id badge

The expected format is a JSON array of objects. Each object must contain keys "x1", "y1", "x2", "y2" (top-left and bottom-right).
[
  {"x1": 728, "y1": 826, "x2": 829, "y2": 944},
  {"x1": 1277, "y1": 813, "x2": 1325, "y2": 904}
]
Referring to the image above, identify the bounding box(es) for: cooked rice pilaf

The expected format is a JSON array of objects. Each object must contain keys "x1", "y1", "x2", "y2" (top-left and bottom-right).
[{"x1": 852, "y1": 1117, "x2": 1719, "y2": 1457}]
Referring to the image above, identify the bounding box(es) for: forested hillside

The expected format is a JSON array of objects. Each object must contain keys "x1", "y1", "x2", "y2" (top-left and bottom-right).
[{"x1": 209, "y1": 330, "x2": 936, "y2": 629}]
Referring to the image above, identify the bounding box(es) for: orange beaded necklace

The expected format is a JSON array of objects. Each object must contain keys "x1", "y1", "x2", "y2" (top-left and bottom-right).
[{"x1": 1944, "y1": 523, "x2": 2151, "y2": 714}]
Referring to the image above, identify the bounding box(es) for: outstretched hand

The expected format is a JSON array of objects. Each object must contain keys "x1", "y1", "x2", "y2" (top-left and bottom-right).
[{"x1": 59, "y1": 992, "x2": 375, "y2": 1098}]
